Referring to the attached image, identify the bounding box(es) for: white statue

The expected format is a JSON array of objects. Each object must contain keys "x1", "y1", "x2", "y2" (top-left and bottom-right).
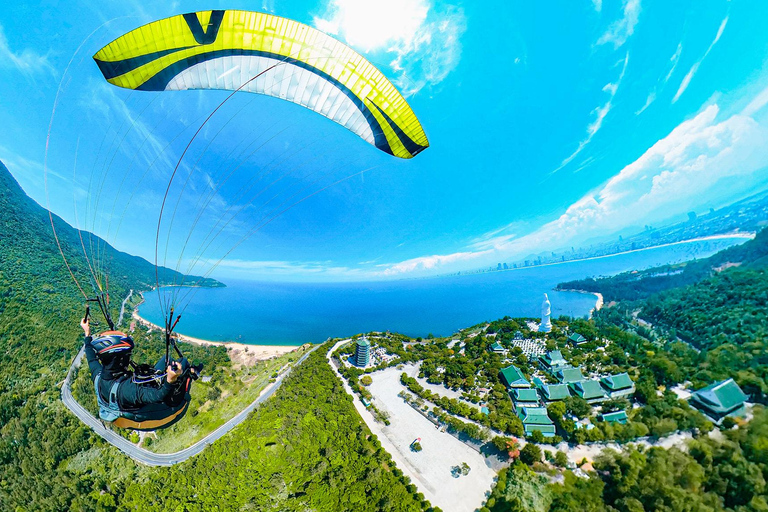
[{"x1": 539, "y1": 293, "x2": 552, "y2": 332}]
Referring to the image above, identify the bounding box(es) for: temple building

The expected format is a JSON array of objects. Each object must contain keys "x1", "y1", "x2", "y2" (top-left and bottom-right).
[
  {"x1": 569, "y1": 379, "x2": 608, "y2": 404},
  {"x1": 556, "y1": 367, "x2": 585, "y2": 384},
  {"x1": 499, "y1": 365, "x2": 530, "y2": 389},
  {"x1": 517, "y1": 407, "x2": 556, "y2": 437},
  {"x1": 539, "y1": 293, "x2": 552, "y2": 333},
  {"x1": 600, "y1": 373, "x2": 635, "y2": 398},
  {"x1": 511, "y1": 388, "x2": 540, "y2": 412},
  {"x1": 690, "y1": 378, "x2": 749, "y2": 425},
  {"x1": 601, "y1": 410, "x2": 628, "y2": 424},
  {"x1": 489, "y1": 341, "x2": 506, "y2": 354},
  {"x1": 353, "y1": 336, "x2": 371, "y2": 367},
  {"x1": 568, "y1": 332, "x2": 587, "y2": 346},
  {"x1": 539, "y1": 350, "x2": 570, "y2": 374},
  {"x1": 533, "y1": 378, "x2": 571, "y2": 403}
]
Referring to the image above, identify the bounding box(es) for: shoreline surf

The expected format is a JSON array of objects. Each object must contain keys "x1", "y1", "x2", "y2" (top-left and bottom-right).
[{"x1": 131, "y1": 301, "x2": 299, "y2": 365}]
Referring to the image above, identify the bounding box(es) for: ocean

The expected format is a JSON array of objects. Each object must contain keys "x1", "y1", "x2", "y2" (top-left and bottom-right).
[{"x1": 138, "y1": 237, "x2": 748, "y2": 345}]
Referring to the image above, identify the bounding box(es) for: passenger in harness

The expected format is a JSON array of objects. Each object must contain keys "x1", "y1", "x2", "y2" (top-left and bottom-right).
[{"x1": 80, "y1": 316, "x2": 201, "y2": 430}]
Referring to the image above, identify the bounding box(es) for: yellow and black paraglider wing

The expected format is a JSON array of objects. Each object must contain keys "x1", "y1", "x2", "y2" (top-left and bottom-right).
[{"x1": 93, "y1": 10, "x2": 428, "y2": 158}]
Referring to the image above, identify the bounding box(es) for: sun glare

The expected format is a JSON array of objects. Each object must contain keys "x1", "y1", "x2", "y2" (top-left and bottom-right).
[{"x1": 315, "y1": 0, "x2": 429, "y2": 52}]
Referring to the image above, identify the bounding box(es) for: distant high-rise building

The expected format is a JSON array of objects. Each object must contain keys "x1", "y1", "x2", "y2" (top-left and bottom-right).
[
  {"x1": 354, "y1": 336, "x2": 371, "y2": 367},
  {"x1": 539, "y1": 293, "x2": 552, "y2": 333}
]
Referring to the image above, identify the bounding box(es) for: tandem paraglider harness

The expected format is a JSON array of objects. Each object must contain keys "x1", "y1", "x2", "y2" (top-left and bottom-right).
[
  {"x1": 87, "y1": 301, "x2": 197, "y2": 431},
  {"x1": 93, "y1": 358, "x2": 194, "y2": 431}
]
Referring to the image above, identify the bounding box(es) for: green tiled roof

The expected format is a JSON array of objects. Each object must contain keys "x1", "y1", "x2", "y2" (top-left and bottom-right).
[
  {"x1": 601, "y1": 373, "x2": 634, "y2": 391},
  {"x1": 513, "y1": 388, "x2": 540, "y2": 402},
  {"x1": 490, "y1": 341, "x2": 505, "y2": 352},
  {"x1": 601, "y1": 410, "x2": 628, "y2": 423},
  {"x1": 570, "y1": 380, "x2": 607, "y2": 400},
  {"x1": 557, "y1": 367, "x2": 585, "y2": 383},
  {"x1": 569, "y1": 333, "x2": 587, "y2": 344},
  {"x1": 499, "y1": 365, "x2": 529, "y2": 388},
  {"x1": 540, "y1": 350, "x2": 568, "y2": 367},
  {"x1": 692, "y1": 378, "x2": 749, "y2": 415},
  {"x1": 517, "y1": 406, "x2": 554, "y2": 426},
  {"x1": 541, "y1": 383, "x2": 571, "y2": 401},
  {"x1": 356, "y1": 337, "x2": 370, "y2": 347}
]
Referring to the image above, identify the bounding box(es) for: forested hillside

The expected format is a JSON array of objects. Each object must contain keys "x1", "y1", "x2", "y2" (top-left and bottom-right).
[
  {"x1": 526, "y1": 227, "x2": 768, "y2": 511},
  {"x1": 0, "y1": 160, "x2": 429, "y2": 511},
  {"x1": 557, "y1": 230, "x2": 768, "y2": 302}
]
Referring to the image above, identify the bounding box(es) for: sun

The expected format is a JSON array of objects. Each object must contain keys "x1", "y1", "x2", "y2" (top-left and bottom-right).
[{"x1": 314, "y1": 0, "x2": 429, "y2": 52}]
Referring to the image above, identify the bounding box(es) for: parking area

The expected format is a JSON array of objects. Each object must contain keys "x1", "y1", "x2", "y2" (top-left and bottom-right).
[{"x1": 366, "y1": 366, "x2": 497, "y2": 512}]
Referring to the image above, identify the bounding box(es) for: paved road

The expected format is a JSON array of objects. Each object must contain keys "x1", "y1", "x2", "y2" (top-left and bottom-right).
[
  {"x1": 61, "y1": 344, "x2": 318, "y2": 466},
  {"x1": 116, "y1": 289, "x2": 133, "y2": 328}
]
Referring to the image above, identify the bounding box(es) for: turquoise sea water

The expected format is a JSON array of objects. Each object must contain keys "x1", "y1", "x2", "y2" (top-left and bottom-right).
[{"x1": 139, "y1": 237, "x2": 747, "y2": 345}]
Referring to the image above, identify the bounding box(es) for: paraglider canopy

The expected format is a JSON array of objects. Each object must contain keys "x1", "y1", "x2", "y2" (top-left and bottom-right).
[{"x1": 93, "y1": 10, "x2": 429, "y2": 158}]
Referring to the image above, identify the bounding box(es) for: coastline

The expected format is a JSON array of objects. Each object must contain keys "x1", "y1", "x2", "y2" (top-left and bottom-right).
[
  {"x1": 558, "y1": 288, "x2": 604, "y2": 317},
  {"x1": 432, "y1": 232, "x2": 755, "y2": 280},
  {"x1": 131, "y1": 306, "x2": 298, "y2": 366}
]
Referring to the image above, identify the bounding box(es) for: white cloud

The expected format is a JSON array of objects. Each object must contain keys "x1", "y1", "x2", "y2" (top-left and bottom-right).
[
  {"x1": 500, "y1": 101, "x2": 768, "y2": 255},
  {"x1": 0, "y1": 24, "x2": 55, "y2": 78},
  {"x1": 592, "y1": 0, "x2": 603, "y2": 13},
  {"x1": 664, "y1": 42, "x2": 683, "y2": 83},
  {"x1": 637, "y1": 42, "x2": 683, "y2": 115},
  {"x1": 673, "y1": 16, "x2": 728, "y2": 103},
  {"x1": 554, "y1": 53, "x2": 629, "y2": 173},
  {"x1": 376, "y1": 249, "x2": 491, "y2": 276},
  {"x1": 596, "y1": 0, "x2": 641, "y2": 49},
  {"x1": 377, "y1": 86, "x2": 768, "y2": 277},
  {"x1": 636, "y1": 91, "x2": 656, "y2": 115},
  {"x1": 313, "y1": 0, "x2": 466, "y2": 96}
]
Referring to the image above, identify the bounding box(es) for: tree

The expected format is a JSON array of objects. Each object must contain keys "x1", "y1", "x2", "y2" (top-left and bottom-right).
[
  {"x1": 360, "y1": 375, "x2": 373, "y2": 386},
  {"x1": 565, "y1": 396, "x2": 591, "y2": 419},
  {"x1": 555, "y1": 451, "x2": 569, "y2": 467},
  {"x1": 520, "y1": 443, "x2": 542, "y2": 465}
]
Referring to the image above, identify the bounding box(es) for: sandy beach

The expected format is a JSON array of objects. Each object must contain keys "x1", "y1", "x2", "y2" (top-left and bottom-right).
[
  {"x1": 131, "y1": 309, "x2": 298, "y2": 366},
  {"x1": 557, "y1": 288, "x2": 604, "y2": 316}
]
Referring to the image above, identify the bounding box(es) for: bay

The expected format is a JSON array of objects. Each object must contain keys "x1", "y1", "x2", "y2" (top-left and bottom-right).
[{"x1": 139, "y1": 237, "x2": 748, "y2": 345}]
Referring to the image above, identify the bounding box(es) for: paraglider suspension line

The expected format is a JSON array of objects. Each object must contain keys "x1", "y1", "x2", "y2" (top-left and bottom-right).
[{"x1": 88, "y1": 295, "x2": 115, "y2": 331}]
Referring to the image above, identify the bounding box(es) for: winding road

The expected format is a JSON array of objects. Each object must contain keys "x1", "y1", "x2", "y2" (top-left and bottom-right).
[
  {"x1": 116, "y1": 289, "x2": 133, "y2": 328},
  {"x1": 61, "y1": 344, "x2": 317, "y2": 466}
]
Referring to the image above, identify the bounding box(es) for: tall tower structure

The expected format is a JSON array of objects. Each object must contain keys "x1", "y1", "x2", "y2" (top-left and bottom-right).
[
  {"x1": 355, "y1": 336, "x2": 371, "y2": 367},
  {"x1": 539, "y1": 293, "x2": 552, "y2": 333}
]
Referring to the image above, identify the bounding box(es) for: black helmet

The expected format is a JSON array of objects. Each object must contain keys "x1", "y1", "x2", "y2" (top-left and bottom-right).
[{"x1": 91, "y1": 331, "x2": 134, "y2": 363}]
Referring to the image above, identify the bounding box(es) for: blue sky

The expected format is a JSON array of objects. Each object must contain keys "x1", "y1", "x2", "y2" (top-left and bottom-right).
[{"x1": 2, "y1": 0, "x2": 768, "y2": 281}]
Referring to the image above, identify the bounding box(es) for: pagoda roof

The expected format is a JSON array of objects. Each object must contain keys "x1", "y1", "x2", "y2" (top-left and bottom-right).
[
  {"x1": 489, "y1": 341, "x2": 505, "y2": 352},
  {"x1": 557, "y1": 367, "x2": 585, "y2": 383},
  {"x1": 570, "y1": 380, "x2": 607, "y2": 400},
  {"x1": 512, "y1": 388, "x2": 540, "y2": 403},
  {"x1": 601, "y1": 410, "x2": 628, "y2": 424},
  {"x1": 540, "y1": 383, "x2": 571, "y2": 401},
  {"x1": 356, "y1": 337, "x2": 370, "y2": 347},
  {"x1": 601, "y1": 373, "x2": 634, "y2": 391},
  {"x1": 541, "y1": 350, "x2": 568, "y2": 366},
  {"x1": 517, "y1": 406, "x2": 554, "y2": 426},
  {"x1": 499, "y1": 365, "x2": 529, "y2": 388},
  {"x1": 568, "y1": 332, "x2": 587, "y2": 344},
  {"x1": 692, "y1": 378, "x2": 749, "y2": 414}
]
